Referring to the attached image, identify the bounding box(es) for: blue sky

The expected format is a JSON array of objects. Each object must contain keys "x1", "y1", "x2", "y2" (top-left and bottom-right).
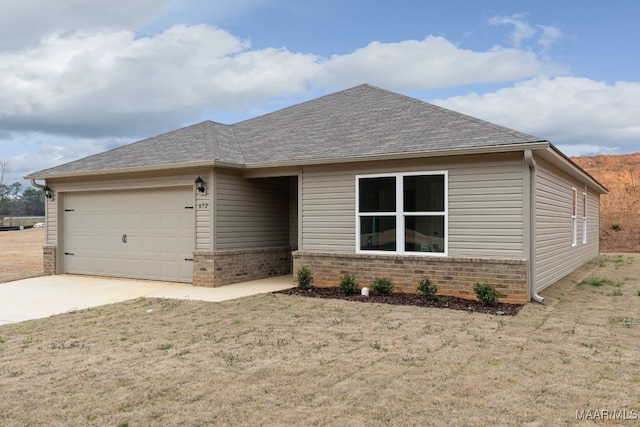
[{"x1": 1, "y1": 0, "x2": 639, "y2": 186}]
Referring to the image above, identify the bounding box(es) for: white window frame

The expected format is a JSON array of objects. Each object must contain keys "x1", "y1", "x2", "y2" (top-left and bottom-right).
[
  {"x1": 355, "y1": 171, "x2": 448, "y2": 256},
  {"x1": 582, "y1": 192, "x2": 587, "y2": 244},
  {"x1": 571, "y1": 187, "x2": 578, "y2": 247}
]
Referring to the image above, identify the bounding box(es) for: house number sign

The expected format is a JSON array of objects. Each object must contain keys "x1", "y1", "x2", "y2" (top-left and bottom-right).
[{"x1": 197, "y1": 203, "x2": 209, "y2": 209}]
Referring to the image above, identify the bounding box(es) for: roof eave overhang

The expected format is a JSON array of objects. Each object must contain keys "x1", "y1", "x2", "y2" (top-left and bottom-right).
[
  {"x1": 25, "y1": 143, "x2": 549, "y2": 180},
  {"x1": 27, "y1": 142, "x2": 606, "y2": 195},
  {"x1": 535, "y1": 146, "x2": 608, "y2": 194},
  {"x1": 23, "y1": 160, "x2": 244, "y2": 181},
  {"x1": 243, "y1": 141, "x2": 552, "y2": 169}
]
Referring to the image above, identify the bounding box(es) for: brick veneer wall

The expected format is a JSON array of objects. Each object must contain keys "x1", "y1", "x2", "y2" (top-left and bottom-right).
[
  {"x1": 292, "y1": 251, "x2": 528, "y2": 304},
  {"x1": 43, "y1": 245, "x2": 56, "y2": 275},
  {"x1": 193, "y1": 247, "x2": 292, "y2": 287}
]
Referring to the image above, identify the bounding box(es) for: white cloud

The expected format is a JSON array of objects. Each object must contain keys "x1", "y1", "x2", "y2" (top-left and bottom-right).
[
  {"x1": 489, "y1": 14, "x2": 562, "y2": 51},
  {"x1": 0, "y1": 0, "x2": 173, "y2": 51},
  {"x1": 489, "y1": 14, "x2": 537, "y2": 47},
  {"x1": 1, "y1": 4, "x2": 636, "y2": 174},
  {"x1": 538, "y1": 25, "x2": 563, "y2": 50},
  {"x1": 1, "y1": 134, "x2": 127, "y2": 185},
  {"x1": 0, "y1": 24, "x2": 320, "y2": 138},
  {"x1": 434, "y1": 76, "x2": 640, "y2": 155},
  {"x1": 0, "y1": 24, "x2": 568, "y2": 139},
  {"x1": 315, "y1": 36, "x2": 561, "y2": 90}
]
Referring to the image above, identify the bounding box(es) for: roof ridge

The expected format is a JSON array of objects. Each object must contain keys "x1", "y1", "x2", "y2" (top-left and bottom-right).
[
  {"x1": 232, "y1": 84, "x2": 373, "y2": 126},
  {"x1": 228, "y1": 123, "x2": 246, "y2": 163},
  {"x1": 202, "y1": 121, "x2": 215, "y2": 160}
]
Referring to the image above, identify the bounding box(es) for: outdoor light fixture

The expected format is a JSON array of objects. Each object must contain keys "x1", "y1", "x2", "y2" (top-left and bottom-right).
[
  {"x1": 195, "y1": 176, "x2": 205, "y2": 193},
  {"x1": 43, "y1": 186, "x2": 54, "y2": 200}
]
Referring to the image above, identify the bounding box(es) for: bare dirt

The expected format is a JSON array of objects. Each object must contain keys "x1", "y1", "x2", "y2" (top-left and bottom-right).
[
  {"x1": 572, "y1": 152, "x2": 640, "y2": 253},
  {"x1": 0, "y1": 254, "x2": 638, "y2": 425},
  {"x1": 0, "y1": 197, "x2": 639, "y2": 424},
  {"x1": 0, "y1": 228, "x2": 44, "y2": 283}
]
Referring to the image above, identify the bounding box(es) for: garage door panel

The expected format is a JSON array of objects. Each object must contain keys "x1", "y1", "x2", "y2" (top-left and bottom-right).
[{"x1": 63, "y1": 187, "x2": 195, "y2": 283}]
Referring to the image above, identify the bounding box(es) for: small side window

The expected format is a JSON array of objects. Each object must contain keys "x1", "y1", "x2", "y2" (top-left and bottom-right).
[
  {"x1": 582, "y1": 192, "x2": 587, "y2": 244},
  {"x1": 571, "y1": 188, "x2": 577, "y2": 247}
]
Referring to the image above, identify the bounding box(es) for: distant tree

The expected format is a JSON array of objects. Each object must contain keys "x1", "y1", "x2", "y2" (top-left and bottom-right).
[
  {"x1": 0, "y1": 161, "x2": 10, "y2": 225},
  {"x1": 19, "y1": 187, "x2": 45, "y2": 216},
  {"x1": 0, "y1": 162, "x2": 27, "y2": 225}
]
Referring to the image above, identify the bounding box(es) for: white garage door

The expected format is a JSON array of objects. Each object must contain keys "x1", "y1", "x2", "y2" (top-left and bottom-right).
[{"x1": 63, "y1": 187, "x2": 194, "y2": 283}]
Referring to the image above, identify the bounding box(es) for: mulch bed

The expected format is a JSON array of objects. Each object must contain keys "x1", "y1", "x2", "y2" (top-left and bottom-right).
[{"x1": 276, "y1": 287, "x2": 523, "y2": 316}]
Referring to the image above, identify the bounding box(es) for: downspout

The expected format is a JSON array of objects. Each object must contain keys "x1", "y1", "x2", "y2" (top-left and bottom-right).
[
  {"x1": 30, "y1": 179, "x2": 46, "y2": 190},
  {"x1": 525, "y1": 150, "x2": 545, "y2": 304}
]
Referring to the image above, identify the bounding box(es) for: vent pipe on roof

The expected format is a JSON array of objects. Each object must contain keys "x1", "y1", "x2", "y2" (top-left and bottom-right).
[{"x1": 525, "y1": 150, "x2": 545, "y2": 304}]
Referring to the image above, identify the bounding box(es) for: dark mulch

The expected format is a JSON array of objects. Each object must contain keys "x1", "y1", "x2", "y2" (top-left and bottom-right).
[{"x1": 276, "y1": 287, "x2": 523, "y2": 316}]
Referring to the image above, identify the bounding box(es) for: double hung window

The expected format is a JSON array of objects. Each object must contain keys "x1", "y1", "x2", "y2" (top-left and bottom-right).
[
  {"x1": 582, "y1": 192, "x2": 587, "y2": 244},
  {"x1": 357, "y1": 172, "x2": 447, "y2": 255}
]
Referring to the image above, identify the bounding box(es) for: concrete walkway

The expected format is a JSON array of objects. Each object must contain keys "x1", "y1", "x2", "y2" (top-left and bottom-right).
[{"x1": 0, "y1": 274, "x2": 294, "y2": 325}]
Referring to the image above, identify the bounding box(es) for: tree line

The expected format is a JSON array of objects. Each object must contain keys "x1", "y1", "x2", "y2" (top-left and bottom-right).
[{"x1": 1, "y1": 161, "x2": 45, "y2": 224}]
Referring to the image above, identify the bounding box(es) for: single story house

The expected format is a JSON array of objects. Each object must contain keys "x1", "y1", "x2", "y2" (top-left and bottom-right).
[{"x1": 26, "y1": 84, "x2": 607, "y2": 304}]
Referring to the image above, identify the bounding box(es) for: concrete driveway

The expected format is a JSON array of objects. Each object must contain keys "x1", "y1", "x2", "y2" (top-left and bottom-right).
[{"x1": 0, "y1": 274, "x2": 294, "y2": 325}]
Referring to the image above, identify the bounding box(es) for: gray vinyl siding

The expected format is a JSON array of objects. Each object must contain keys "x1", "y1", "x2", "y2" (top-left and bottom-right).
[
  {"x1": 45, "y1": 196, "x2": 57, "y2": 245},
  {"x1": 448, "y1": 157, "x2": 524, "y2": 258},
  {"x1": 586, "y1": 186, "x2": 600, "y2": 249},
  {"x1": 195, "y1": 172, "x2": 213, "y2": 250},
  {"x1": 289, "y1": 176, "x2": 299, "y2": 250},
  {"x1": 301, "y1": 168, "x2": 356, "y2": 252},
  {"x1": 301, "y1": 153, "x2": 525, "y2": 258},
  {"x1": 535, "y1": 157, "x2": 600, "y2": 292},
  {"x1": 215, "y1": 169, "x2": 290, "y2": 250}
]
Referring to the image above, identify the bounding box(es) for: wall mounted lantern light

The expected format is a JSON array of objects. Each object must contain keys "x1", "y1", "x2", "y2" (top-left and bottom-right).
[
  {"x1": 195, "y1": 176, "x2": 205, "y2": 193},
  {"x1": 43, "y1": 186, "x2": 54, "y2": 200}
]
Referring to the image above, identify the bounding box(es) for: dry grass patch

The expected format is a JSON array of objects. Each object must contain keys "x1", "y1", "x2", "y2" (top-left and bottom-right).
[
  {"x1": 0, "y1": 228, "x2": 44, "y2": 283},
  {"x1": 1, "y1": 254, "x2": 639, "y2": 425}
]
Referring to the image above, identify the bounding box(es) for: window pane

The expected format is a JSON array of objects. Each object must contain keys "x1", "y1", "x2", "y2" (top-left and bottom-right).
[
  {"x1": 359, "y1": 177, "x2": 396, "y2": 212},
  {"x1": 360, "y1": 216, "x2": 396, "y2": 251},
  {"x1": 405, "y1": 216, "x2": 445, "y2": 253},
  {"x1": 403, "y1": 175, "x2": 444, "y2": 212}
]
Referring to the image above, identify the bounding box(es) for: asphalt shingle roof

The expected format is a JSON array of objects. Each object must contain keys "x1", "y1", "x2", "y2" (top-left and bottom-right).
[{"x1": 27, "y1": 84, "x2": 547, "y2": 178}]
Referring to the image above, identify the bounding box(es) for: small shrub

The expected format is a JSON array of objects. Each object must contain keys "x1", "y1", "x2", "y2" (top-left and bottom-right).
[
  {"x1": 371, "y1": 278, "x2": 394, "y2": 295},
  {"x1": 611, "y1": 222, "x2": 621, "y2": 231},
  {"x1": 338, "y1": 273, "x2": 359, "y2": 294},
  {"x1": 417, "y1": 278, "x2": 438, "y2": 299},
  {"x1": 473, "y1": 283, "x2": 500, "y2": 306},
  {"x1": 296, "y1": 266, "x2": 313, "y2": 289}
]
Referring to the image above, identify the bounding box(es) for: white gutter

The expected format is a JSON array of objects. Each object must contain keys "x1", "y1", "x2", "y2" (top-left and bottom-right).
[
  {"x1": 23, "y1": 160, "x2": 223, "y2": 181},
  {"x1": 244, "y1": 142, "x2": 551, "y2": 169},
  {"x1": 30, "y1": 179, "x2": 46, "y2": 190},
  {"x1": 25, "y1": 142, "x2": 553, "y2": 181},
  {"x1": 525, "y1": 150, "x2": 544, "y2": 304},
  {"x1": 536, "y1": 146, "x2": 607, "y2": 194}
]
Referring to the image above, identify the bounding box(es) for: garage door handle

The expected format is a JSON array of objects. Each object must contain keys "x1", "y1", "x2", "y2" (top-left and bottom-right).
[
  {"x1": 122, "y1": 234, "x2": 127, "y2": 244},
  {"x1": 184, "y1": 258, "x2": 194, "y2": 261}
]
